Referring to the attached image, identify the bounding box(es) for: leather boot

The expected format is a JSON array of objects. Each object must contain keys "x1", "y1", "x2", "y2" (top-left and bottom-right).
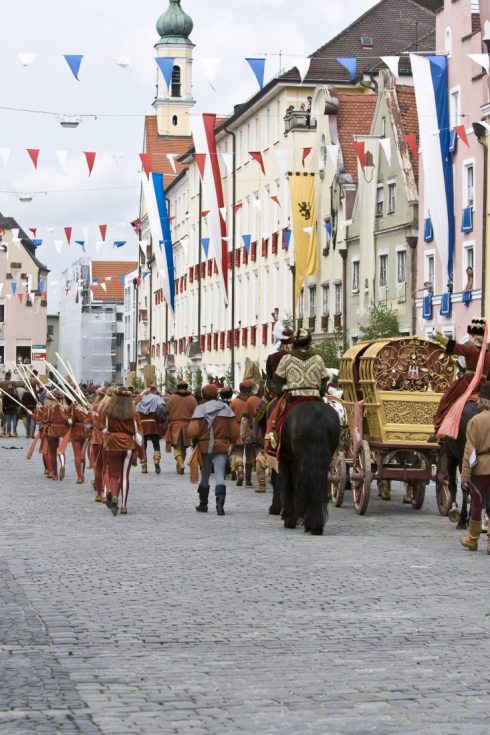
[
  {"x1": 153, "y1": 451, "x2": 161, "y2": 474},
  {"x1": 459, "y1": 519, "x2": 481, "y2": 551},
  {"x1": 255, "y1": 466, "x2": 266, "y2": 493},
  {"x1": 245, "y1": 463, "x2": 253, "y2": 487},
  {"x1": 195, "y1": 485, "x2": 209, "y2": 512},
  {"x1": 175, "y1": 451, "x2": 185, "y2": 475},
  {"x1": 141, "y1": 457, "x2": 148, "y2": 474},
  {"x1": 216, "y1": 485, "x2": 226, "y2": 516},
  {"x1": 236, "y1": 464, "x2": 244, "y2": 486}
]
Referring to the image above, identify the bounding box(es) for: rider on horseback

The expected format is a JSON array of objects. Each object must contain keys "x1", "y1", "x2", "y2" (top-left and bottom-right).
[{"x1": 429, "y1": 318, "x2": 490, "y2": 441}]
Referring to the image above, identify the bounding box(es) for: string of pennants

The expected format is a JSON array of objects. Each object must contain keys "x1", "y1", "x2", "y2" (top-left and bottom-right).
[
  {"x1": 0, "y1": 149, "x2": 179, "y2": 176},
  {"x1": 8, "y1": 53, "x2": 490, "y2": 90},
  {"x1": 2, "y1": 222, "x2": 143, "y2": 254}
]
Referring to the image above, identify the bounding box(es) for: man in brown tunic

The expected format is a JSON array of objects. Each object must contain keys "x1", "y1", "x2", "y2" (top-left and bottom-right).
[
  {"x1": 229, "y1": 380, "x2": 254, "y2": 486},
  {"x1": 165, "y1": 380, "x2": 198, "y2": 474}
]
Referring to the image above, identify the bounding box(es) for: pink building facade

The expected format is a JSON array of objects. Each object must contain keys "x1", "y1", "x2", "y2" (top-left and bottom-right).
[{"x1": 416, "y1": 0, "x2": 486, "y2": 340}]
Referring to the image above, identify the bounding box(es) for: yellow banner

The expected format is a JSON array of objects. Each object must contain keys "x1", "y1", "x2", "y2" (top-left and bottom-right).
[{"x1": 289, "y1": 172, "x2": 318, "y2": 305}]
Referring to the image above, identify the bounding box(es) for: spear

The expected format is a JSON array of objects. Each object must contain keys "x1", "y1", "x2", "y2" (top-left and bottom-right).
[
  {"x1": 55, "y1": 352, "x2": 89, "y2": 406},
  {"x1": 45, "y1": 361, "x2": 82, "y2": 405},
  {"x1": 17, "y1": 363, "x2": 38, "y2": 402},
  {"x1": 22, "y1": 364, "x2": 63, "y2": 407}
]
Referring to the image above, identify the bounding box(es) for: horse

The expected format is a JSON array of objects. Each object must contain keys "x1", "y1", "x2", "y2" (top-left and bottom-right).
[
  {"x1": 274, "y1": 401, "x2": 341, "y2": 535},
  {"x1": 438, "y1": 400, "x2": 479, "y2": 528}
]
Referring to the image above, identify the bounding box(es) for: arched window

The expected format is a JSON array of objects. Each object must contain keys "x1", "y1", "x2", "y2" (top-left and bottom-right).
[
  {"x1": 171, "y1": 65, "x2": 181, "y2": 97},
  {"x1": 445, "y1": 27, "x2": 452, "y2": 58},
  {"x1": 172, "y1": 115, "x2": 178, "y2": 127}
]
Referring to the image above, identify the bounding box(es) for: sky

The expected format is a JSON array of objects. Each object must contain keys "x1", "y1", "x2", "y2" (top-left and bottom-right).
[{"x1": 0, "y1": 0, "x2": 377, "y2": 303}]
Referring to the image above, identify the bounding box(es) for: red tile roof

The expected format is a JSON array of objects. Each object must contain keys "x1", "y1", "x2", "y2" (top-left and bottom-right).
[
  {"x1": 336, "y1": 94, "x2": 378, "y2": 183},
  {"x1": 91, "y1": 261, "x2": 137, "y2": 302},
  {"x1": 396, "y1": 86, "x2": 419, "y2": 181},
  {"x1": 144, "y1": 116, "x2": 192, "y2": 183}
]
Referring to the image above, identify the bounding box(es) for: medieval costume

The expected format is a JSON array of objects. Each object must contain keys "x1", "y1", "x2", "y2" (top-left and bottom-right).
[
  {"x1": 21, "y1": 384, "x2": 37, "y2": 438},
  {"x1": 187, "y1": 384, "x2": 239, "y2": 516},
  {"x1": 89, "y1": 389, "x2": 107, "y2": 502},
  {"x1": 32, "y1": 401, "x2": 50, "y2": 476},
  {"x1": 240, "y1": 388, "x2": 266, "y2": 492},
  {"x1": 431, "y1": 318, "x2": 490, "y2": 440},
  {"x1": 136, "y1": 386, "x2": 167, "y2": 474},
  {"x1": 68, "y1": 402, "x2": 91, "y2": 484},
  {"x1": 229, "y1": 380, "x2": 254, "y2": 486},
  {"x1": 460, "y1": 380, "x2": 490, "y2": 554},
  {"x1": 44, "y1": 393, "x2": 69, "y2": 481},
  {"x1": 265, "y1": 327, "x2": 294, "y2": 382},
  {"x1": 165, "y1": 381, "x2": 198, "y2": 474},
  {"x1": 100, "y1": 388, "x2": 143, "y2": 516}
]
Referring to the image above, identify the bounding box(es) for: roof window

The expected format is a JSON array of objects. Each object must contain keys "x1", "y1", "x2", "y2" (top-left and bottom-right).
[{"x1": 361, "y1": 35, "x2": 373, "y2": 48}]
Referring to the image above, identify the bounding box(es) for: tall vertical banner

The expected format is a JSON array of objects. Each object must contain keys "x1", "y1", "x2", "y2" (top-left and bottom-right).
[
  {"x1": 289, "y1": 172, "x2": 318, "y2": 305},
  {"x1": 141, "y1": 172, "x2": 175, "y2": 312},
  {"x1": 410, "y1": 54, "x2": 454, "y2": 282},
  {"x1": 190, "y1": 113, "x2": 229, "y2": 305}
]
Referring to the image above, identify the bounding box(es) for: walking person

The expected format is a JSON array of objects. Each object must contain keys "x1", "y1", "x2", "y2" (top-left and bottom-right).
[
  {"x1": 44, "y1": 391, "x2": 69, "y2": 480},
  {"x1": 68, "y1": 400, "x2": 91, "y2": 484},
  {"x1": 229, "y1": 380, "x2": 254, "y2": 486},
  {"x1": 460, "y1": 381, "x2": 490, "y2": 554},
  {"x1": 2, "y1": 382, "x2": 20, "y2": 437},
  {"x1": 188, "y1": 384, "x2": 239, "y2": 516},
  {"x1": 165, "y1": 380, "x2": 197, "y2": 474},
  {"x1": 88, "y1": 388, "x2": 107, "y2": 503},
  {"x1": 240, "y1": 385, "x2": 267, "y2": 492},
  {"x1": 136, "y1": 385, "x2": 167, "y2": 474},
  {"x1": 21, "y1": 382, "x2": 37, "y2": 438}
]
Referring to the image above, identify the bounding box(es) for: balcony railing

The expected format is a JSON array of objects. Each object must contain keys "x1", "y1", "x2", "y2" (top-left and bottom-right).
[{"x1": 285, "y1": 110, "x2": 317, "y2": 134}]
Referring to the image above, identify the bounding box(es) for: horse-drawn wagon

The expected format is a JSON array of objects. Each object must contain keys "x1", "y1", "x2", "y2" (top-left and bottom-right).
[{"x1": 328, "y1": 336, "x2": 456, "y2": 514}]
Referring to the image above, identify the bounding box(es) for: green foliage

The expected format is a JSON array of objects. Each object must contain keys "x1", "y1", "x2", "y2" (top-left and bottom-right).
[
  {"x1": 223, "y1": 366, "x2": 233, "y2": 389},
  {"x1": 313, "y1": 338, "x2": 342, "y2": 370},
  {"x1": 359, "y1": 302, "x2": 401, "y2": 342},
  {"x1": 194, "y1": 367, "x2": 203, "y2": 391},
  {"x1": 176, "y1": 368, "x2": 184, "y2": 383},
  {"x1": 165, "y1": 371, "x2": 177, "y2": 393},
  {"x1": 131, "y1": 375, "x2": 145, "y2": 391},
  {"x1": 184, "y1": 364, "x2": 194, "y2": 390}
]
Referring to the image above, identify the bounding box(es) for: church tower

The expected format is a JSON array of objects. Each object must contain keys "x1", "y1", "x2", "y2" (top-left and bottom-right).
[{"x1": 153, "y1": 0, "x2": 195, "y2": 137}]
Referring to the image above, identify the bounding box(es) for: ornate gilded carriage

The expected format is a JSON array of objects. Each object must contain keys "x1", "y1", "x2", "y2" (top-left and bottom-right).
[{"x1": 328, "y1": 337, "x2": 455, "y2": 515}]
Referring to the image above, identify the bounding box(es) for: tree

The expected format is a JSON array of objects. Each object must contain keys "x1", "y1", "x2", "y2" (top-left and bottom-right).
[
  {"x1": 359, "y1": 302, "x2": 401, "y2": 341},
  {"x1": 313, "y1": 337, "x2": 342, "y2": 370}
]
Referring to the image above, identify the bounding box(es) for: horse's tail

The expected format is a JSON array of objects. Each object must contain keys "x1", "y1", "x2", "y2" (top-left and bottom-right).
[{"x1": 297, "y1": 427, "x2": 332, "y2": 534}]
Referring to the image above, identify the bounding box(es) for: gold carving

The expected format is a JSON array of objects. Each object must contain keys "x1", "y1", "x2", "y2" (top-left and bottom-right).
[{"x1": 383, "y1": 400, "x2": 436, "y2": 425}]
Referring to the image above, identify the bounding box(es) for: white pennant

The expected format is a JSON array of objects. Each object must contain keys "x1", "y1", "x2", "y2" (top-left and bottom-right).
[
  {"x1": 47, "y1": 227, "x2": 55, "y2": 234},
  {"x1": 18, "y1": 52, "x2": 38, "y2": 67},
  {"x1": 222, "y1": 152, "x2": 234, "y2": 176},
  {"x1": 95, "y1": 241, "x2": 104, "y2": 253},
  {"x1": 468, "y1": 54, "x2": 490, "y2": 73},
  {"x1": 50, "y1": 280, "x2": 59, "y2": 286},
  {"x1": 219, "y1": 207, "x2": 227, "y2": 221},
  {"x1": 326, "y1": 145, "x2": 339, "y2": 170},
  {"x1": 138, "y1": 239, "x2": 148, "y2": 248},
  {"x1": 199, "y1": 57, "x2": 220, "y2": 90},
  {"x1": 380, "y1": 56, "x2": 400, "y2": 78},
  {"x1": 253, "y1": 198, "x2": 262, "y2": 212},
  {"x1": 11, "y1": 228, "x2": 19, "y2": 240},
  {"x1": 290, "y1": 56, "x2": 311, "y2": 82},
  {"x1": 56, "y1": 150, "x2": 68, "y2": 171},
  {"x1": 379, "y1": 138, "x2": 392, "y2": 164},
  {"x1": 100, "y1": 282, "x2": 107, "y2": 292},
  {"x1": 82, "y1": 226, "x2": 90, "y2": 242},
  {"x1": 6, "y1": 294, "x2": 11, "y2": 301},
  {"x1": 166, "y1": 153, "x2": 177, "y2": 174},
  {"x1": 180, "y1": 236, "x2": 189, "y2": 261},
  {"x1": 54, "y1": 240, "x2": 63, "y2": 254},
  {"x1": 0, "y1": 147, "x2": 10, "y2": 170},
  {"x1": 112, "y1": 56, "x2": 131, "y2": 69},
  {"x1": 275, "y1": 148, "x2": 288, "y2": 176}
]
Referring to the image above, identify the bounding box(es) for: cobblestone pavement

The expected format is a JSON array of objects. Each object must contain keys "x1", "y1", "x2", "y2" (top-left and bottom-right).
[{"x1": 1, "y1": 437, "x2": 489, "y2": 735}]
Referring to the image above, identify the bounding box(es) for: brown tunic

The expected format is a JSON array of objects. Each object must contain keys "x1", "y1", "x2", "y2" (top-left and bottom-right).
[
  {"x1": 45, "y1": 404, "x2": 69, "y2": 438},
  {"x1": 68, "y1": 404, "x2": 91, "y2": 440},
  {"x1": 229, "y1": 394, "x2": 251, "y2": 446},
  {"x1": 166, "y1": 392, "x2": 198, "y2": 446},
  {"x1": 187, "y1": 413, "x2": 239, "y2": 454},
  {"x1": 100, "y1": 410, "x2": 143, "y2": 452}
]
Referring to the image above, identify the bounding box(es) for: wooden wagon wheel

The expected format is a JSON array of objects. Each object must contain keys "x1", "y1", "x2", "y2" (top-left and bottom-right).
[
  {"x1": 329, "y1": 450, "x2": 346, "y2": 507},
  {"x1": 435, "y1": 445, "x2": 451, "y2": 516},
  {"x1": 352, "y1": 440, "x2": 372, "y2": 515},
  {"x1": 407, "y1": 481, "x2": 426, "y2": 510}
]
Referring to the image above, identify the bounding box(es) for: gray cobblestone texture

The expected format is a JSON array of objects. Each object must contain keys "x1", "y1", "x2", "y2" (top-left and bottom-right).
[{"x1": 0, "y1": 438, "x2": 489, "y2": 734}]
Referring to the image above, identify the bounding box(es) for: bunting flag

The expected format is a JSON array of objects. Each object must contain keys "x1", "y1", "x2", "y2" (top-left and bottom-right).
[
  {"x1": 99, "y1": 224, "x2": 107, "y2": 241},
  {"x1": 199, "y1": 57, "x2": 220, "y2": 90},
  {"x1": 271, "y1": 195, "x2": 281, "y2": 207},
  {"x1": 0, "y1": 147, "x2": 10, "y2": 169},
  {"x1": 454, "y1": 125, "x2": 469, "y2": 147},
  {"x1": 290, "y1": 56, "x2": 311, "y2": 82},
  {"x1": 194, "y1": 153, "x2": 207, "y2": 180},
  {"x1": 468, "y1": 53, "x2": 490, "y2": 73},
  {"x1": 219, "y1": 207, "x2": 227, "y2": 221},
  {"x1": 222, "y1": 152, "x2": 234, "y2": 176},
  {"x1": 302, "y1": 147, "x2": 312, "y2": 167},
  {"x1": 141, "y1": 171, "x2": 175, "y2": 311},
  {"x1": 84, "y1": 151, "x2": 96, "y2": 175},
  {"x1": 11, "y1": 282, "x2": 17, "y2": 294},
  {"x1": 289, "y1": 172, "x2": 318, "y2": 304},
  {"x1": 234, "y1": 203, "x2": 243, "y2": 215},
  {"x1": 27, "y1": 148, "x2": 40, "y2": 169},
  {"x1": 326, "y1": 145, "x2": 339, "y2": 170},
  {"x1": 275, "y1": 148, "x2": 288, "y2": 176},
  {"x1": 253, "y1": 198, "x2": 261, "y2": 212},
  {"x1": 190, "y1": 113, "x2": 229, "y2": 305},
  {"x1": 75, "y1": 240, "x2": 86, "y2": 252},
  {"x1": 379, "y1": 138, "x2": 392, "y2": 164},
  {"x1": 283, "y1": 228, "x2": 292, "y2": 251},
  {"x1": 353, "y1": 141, "x2": 365, "y2": 170},
  {"x1": 245, "y1": 57, "x2": 266, "y2": 90},
  {"x1": 118, "y1": 276, "x2": 126, "y2": 286},
  {"x1": 242, "y1": 234, "x2": 252, "y2": 254},
  {"x1": 56, "y1": 150, "x2": 68, "y2": 170},
  {"x1": 411, "y1": 53, "x2": 454, "y2": 282},
  {"x1": 201, "y1": 238, "x2": 210, "y2": 258},
  {"x1": 64, "y1": 54, "x2": 84, "y2": 80},
  {"x1": 201, "y1": 210, "x2": 210, "y2": 218},
  {"x1": 336, "y1": 57, "x2": 357, "y2": 82},
  {"x1": 64, "y1": 227, "x2": 72, "y2": 245},
  {"x1": 166, "y1": 153, "x2": 177, "y2": 174},
  {"x1": 54, "y1": 240, "x2": 63, "y2": 254},
  {"x1": 113, "y1": 241, "x2": 127, "y2": 248},
  {"x1": 18, "y1": 293, "x2": 24, "y2": 304},
  {"x1": 112, "y1": 56, "x2": 131, "y2": 69},
  {"x1": 380, "y1": 56, "x2": 400, "y2": 78},
  {"x1": 404, "y1": 134, "x2": 418, "y2": 161},
  {"x1": 155, "y1": 57, "x2": 175, "y2": 88},
  {"x1": 32, "y1": 239, "x2": 43, "y2": 248},
  {"x1": 140, "y1": 153, "x2": 152, "y2": 178},
  {"x1": 18, "y1": 52, "x2": 38, "y2": 67},
  {"x1": 249, "y1": 151, "x2": 265, "y2": 174},
  {"x1": 100, "y1": 282, "x2": 107, "y2": 292},
  {"x1": 29, "y1": 228, "x2": 37, "y2": 237}
]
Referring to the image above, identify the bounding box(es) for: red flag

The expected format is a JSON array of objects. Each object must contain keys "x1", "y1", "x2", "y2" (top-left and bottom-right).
[
  {"x1": 302, "y1": 147, "x2": 312, "y2": 167},
  {"x1": 234, "y1": 203, "x2": 243, "y2": 215},
  {"x1": 201, "y1": 210, "x2": 210, "y2": 218},
  {"x1": 131, "y1": 218, "x2": 141, "y2": 232},
  {"x1": 271, "y1": 195, "x2": 281, "y2": 207},
  {"x1": 454, "y1": 125, "x2": 469, "y2": 147},
  {"x1": 405, "y1": 134, "x2": 418, "y2": 161},
  {"x1": 27, "y1": 149, "x2": 40, "y2": 169},
  {"x1": 169, "y1": 216, "x2": 176, "y2": 224},
  {"x1": 18, "y1": 293, "x2": 24, "y2": 303},
  {"x1": 195, "y1": 153, "x2": 207, "y2": 179},
  {"x1": 84, "y1": 151, "x2": 96, "y2": 175},
  {"x1": 353, "y1": 141, "x2": 365, "y2": 170},
  {"x1": 136, "y1": 276, "x2": 142, "y2": 286},
  {"x1": 65, "y1": 288, "x2": 70, "y2": 295},
  {"x1": 64, "y1": 227, "x2": 72, "y2": 245},
  {"x1": 42, "y1": 290, "x2": 47, "y2": 299},
  {"x1": 139, "y1": 153, "x2": 152, "y2": 179},
  {"x1": 249, "y1": 151, "x2": 265, "y2": 175},
  {"x1": 29, "y1": 228, "x2": 37, "y2": 237},
  {"x1": 99, "y1": 224, "x2": 107, "y2": 241}
]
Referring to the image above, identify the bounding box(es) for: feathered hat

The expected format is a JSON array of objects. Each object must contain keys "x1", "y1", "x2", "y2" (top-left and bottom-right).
[{"x1": 467, "y1": 318, "x2": 486, "y2": 336}]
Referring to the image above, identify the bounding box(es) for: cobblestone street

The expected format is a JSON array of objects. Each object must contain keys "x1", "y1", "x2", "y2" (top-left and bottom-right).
[{"x1": 1, "y1": 438, "x2": 489, "y2": 735}]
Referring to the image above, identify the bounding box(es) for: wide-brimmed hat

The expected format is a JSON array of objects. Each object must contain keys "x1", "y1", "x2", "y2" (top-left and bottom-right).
[
  {"x1": 468, "y1": 318, "x2": 486, "y2": 337},
  {"x1": 293, "y1": 327, "x2": 312, "y2": 346},
  {"x1": 177, "y1": 380, "x2": 188, "y2": 390},
  {"x1": 202, "y1": 384, "x2": 219, "y2": 399}
]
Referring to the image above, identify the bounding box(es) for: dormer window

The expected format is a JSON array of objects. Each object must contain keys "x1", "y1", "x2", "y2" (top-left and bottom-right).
[
  {"x1": 361, "y1": 35, "x2": 373, "y2": 48},
  {"x1": 171, "y1": 65, "x2": 181, "y2": 98}
]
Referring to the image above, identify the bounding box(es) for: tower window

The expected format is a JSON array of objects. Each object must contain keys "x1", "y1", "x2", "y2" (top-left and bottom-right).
[
  {"x1": 171, "y1": 65, "x2": 181, "y2": 98},
  {"x1": 172, "y1": 115, "x2": 178, "y2": 127}
]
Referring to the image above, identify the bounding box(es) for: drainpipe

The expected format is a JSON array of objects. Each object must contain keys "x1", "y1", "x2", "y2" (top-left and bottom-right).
[
  {"x1": 339, "y1": 249, "x2": 347, "y2": 350},
  {"x1": 198, "y1": 180, "x2": 202, "y2": 347},
  {"x1": 224, "y1": 126, "x2": 236, "y2": 387},
  {"x1": 478, "y1": 133, "x2": 487, "y2": 318}
]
